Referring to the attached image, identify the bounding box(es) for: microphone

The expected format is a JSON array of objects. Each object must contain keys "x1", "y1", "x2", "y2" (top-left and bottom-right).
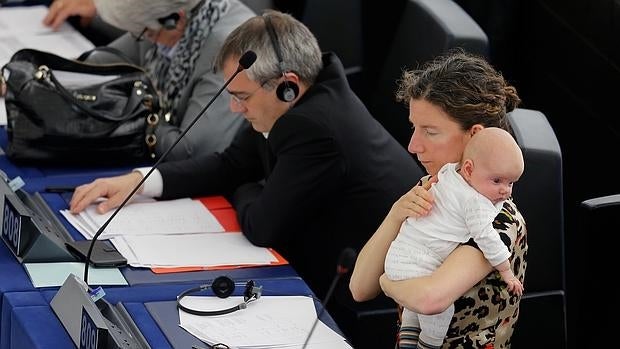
[
  {"x1": 302, "y1": 247, "x2": 357, "y2": 348},
  {"x1": 82, "y1": 50, "x2": 257, "y2": 283}
]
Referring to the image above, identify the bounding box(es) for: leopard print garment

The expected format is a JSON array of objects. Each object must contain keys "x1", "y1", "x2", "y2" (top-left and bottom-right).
[{"x1": 396, "y1": 198, "x2": 527, "y2": 348}]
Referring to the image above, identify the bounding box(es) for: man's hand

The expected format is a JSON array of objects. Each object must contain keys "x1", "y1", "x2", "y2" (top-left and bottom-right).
[
  {"x1": 69, "y1": 171, "x2": 143, "y2": 214},
  {"x1": 43, "y1": 0, "x2": 97, "y2": 31}
]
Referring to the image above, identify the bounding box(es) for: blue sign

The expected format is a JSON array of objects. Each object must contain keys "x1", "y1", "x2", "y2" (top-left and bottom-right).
[
  {"x1": 80, "y1": 307, "x2": 104, "y2": 349},
  {"x1": 2, "y1": 199, "x2": 21, "y2": 256}
]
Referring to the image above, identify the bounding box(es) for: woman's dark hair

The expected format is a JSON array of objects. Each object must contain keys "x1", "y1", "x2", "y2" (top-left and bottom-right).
[{"x1": 395, "y1": 49, "x2": 521, "y2": 132}]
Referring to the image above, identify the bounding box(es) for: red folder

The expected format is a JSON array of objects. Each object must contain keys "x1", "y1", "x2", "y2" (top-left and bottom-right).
[{"x1": 150, "y1": 196, "x2": 288, "y2": 273}]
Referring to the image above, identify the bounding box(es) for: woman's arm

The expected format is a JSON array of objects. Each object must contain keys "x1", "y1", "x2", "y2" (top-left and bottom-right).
[
  {"x1": 380, "y1": 245, "x2": 493, "y2": 314},
  {"x1": 350, "y1": 182, "x2": 435, "y2": 301},
  {"x1": 349, "y1": 210, "x2": 402, "y2": 301}
]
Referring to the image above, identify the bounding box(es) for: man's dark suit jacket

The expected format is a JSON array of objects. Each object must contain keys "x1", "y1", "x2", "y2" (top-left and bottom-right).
[{"x1": 157, "y1": 53, "x2": 424, "y2": 300}]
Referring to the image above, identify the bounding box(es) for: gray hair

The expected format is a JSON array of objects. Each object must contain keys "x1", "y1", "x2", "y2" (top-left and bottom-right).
[
  {"x1": 215, "y1": 10, "x2": 322, "y2": 89},
  {"x1": 93, "y1": 0, "x2": 202, "y2": 36}
]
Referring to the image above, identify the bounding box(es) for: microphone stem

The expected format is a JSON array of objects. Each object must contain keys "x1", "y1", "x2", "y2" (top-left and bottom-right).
[
  {"x1": 83, "y1": 66, "x2": 245, "y2": 284},
  {"x1": 302, "y1": 273, "x2": 342, "y2": 349}
]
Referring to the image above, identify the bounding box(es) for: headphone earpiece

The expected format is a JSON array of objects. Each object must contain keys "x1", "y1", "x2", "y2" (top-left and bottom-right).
[
  {"x1": 212, "y1": 275, "x2": 235, "y2": 298},
  {"x1": 264, "y1": 15, "x2": 300, "y2": 103},
  {"x1": 158, "y1": 13, "x2": 180, "y2": 30},
  {"x1": 176, "y1": 276, "x2": 262, "y2": 316},
  {"x1": 276, "y1": 81, "x2": 300, "y2": 103}
]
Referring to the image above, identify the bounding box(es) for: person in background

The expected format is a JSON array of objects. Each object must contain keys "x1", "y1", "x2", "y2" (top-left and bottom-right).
[
  {"x1": 67, "y1": 10, "x2": 423, "y2": 317},
  {"x1": 384, "y1": 127, "x2": 524, "y2": 349},
  {"x1": 44, "y1": 0, "x2": 254, "y2": 161},
  {"x1": 350, "y1": 51, "x2": 527, "y2": 348}
]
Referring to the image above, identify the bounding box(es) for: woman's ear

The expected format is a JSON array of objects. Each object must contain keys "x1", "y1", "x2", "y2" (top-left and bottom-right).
[{"x1": 470, "y1": 124, "x2": 484, "y2": 136}]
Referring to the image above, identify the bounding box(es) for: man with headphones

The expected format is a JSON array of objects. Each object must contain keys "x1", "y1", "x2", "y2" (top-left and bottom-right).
[
  {"x1": 43, "y1": 0, "x2": 255, "y2": 161},
  {"x1": 69, "y1": 10, "x2": 423, "y2": 328}
]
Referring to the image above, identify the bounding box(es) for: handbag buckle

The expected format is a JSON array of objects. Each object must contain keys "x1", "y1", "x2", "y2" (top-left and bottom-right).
[
  {"x1": 145, "y1": 112, "x2": 159, "y2": 159},
  {"x1": 34, "y1": 65, "x2": 50, "y2": 80},
  {"x1": 146, "y1": 113, "x2": 159, "y2": 126}
]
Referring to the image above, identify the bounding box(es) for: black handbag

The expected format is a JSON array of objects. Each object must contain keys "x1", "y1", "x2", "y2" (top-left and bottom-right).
[{"x1": 1, "y1": 48, "x2": 161, "y2": 165}]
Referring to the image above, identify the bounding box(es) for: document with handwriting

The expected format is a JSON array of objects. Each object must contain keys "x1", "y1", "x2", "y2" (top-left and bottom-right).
[
  {"x1": 179, "y1": 296, "x2": 353, "y2": 349},
  {"x1": 61, "y1": 198, "x2": 225, "y2": 239}
]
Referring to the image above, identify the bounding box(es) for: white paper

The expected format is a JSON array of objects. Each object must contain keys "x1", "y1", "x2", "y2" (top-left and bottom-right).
[
  {"x1": 61, "y1": 198, "x2": 225, "y2": 239},
  {"x1": 111, "y1": 233, "x2": 277, "y2": 268},
  {"x1": 179, "y1": 296, "x2": 352, "y2": 349},
  {"x1": 0, "y1": 5, "x2": 75, "y2": 35}
]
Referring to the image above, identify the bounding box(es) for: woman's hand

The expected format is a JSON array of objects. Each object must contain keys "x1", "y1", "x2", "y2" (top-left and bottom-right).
[
  {"x1": 387, "y1": 177, "x2": 436, "y2": 223},
  {"x1": 69, "y1": 171, "x2": 143, "y2": 214},
  {"x1": 43, "y1": 0, "x2": 97, "y2": 31}
]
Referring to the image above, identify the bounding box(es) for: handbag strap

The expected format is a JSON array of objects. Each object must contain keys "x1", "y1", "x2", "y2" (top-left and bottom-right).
[
  {"x1": 9, "y1": 48, "x2": 144, "y2": 75},
  {"x1": 77, "y1": 46, "x2": 136, "y2": 65},
  {"x1": 45, "y1": 68, "x2": 151, "y2": 122}
]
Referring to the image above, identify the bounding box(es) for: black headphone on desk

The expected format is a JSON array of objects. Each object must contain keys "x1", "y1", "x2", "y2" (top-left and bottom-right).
[
  {"x1": 263, "y1": 14, "x2": 299, "y2": 103},
  {"x1": 177, "y1": 276, "x2": 263, "y2": 316}
]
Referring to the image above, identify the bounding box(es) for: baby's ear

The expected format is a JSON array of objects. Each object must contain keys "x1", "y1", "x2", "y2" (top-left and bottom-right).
[{"x1": 461, "y1": 159, "x2": 474, "y2": 179}]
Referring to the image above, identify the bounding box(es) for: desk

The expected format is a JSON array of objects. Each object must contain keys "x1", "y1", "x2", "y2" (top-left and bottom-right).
[{"x1": 5, "y1": 278, "x2": 339, "y2": 349}]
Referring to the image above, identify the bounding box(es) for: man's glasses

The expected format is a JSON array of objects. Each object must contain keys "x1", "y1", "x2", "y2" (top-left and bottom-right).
[
  {"x1": 132, "y1": 27, "x2": 161, "y2": 42},
  {"x1": 228, "y1": 84, "x2": 263, "y2": 107},
  {"x1": 132, "y1": 27, "x2": 148, "y2": 42}
]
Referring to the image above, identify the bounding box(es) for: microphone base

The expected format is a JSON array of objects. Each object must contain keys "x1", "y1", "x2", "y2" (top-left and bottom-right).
[
  {"x1": 66, "y1": 240, "x2": 127, "y2": 267},
  {"x1": 51, "y1": 274, "x2": 151, "y2": 349}
]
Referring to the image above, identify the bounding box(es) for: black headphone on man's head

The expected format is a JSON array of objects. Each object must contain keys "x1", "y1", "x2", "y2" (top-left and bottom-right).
[
  {"x1": 158, "y1": 12, "x2": 180, "y2": 30},
  {"x1": 263, "y1": 15, "x2": 299, "y2": 103},
  {"x1": 176, "y1": 276, "x2": 263, "y2": 316}
]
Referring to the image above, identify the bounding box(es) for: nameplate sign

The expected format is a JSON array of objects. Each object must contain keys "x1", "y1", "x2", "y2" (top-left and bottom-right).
[
  {"x1": 2, "y1": 197, "x2": 22, "y2": 256},
  {"x1": 80, "y1": 306, "x2": 106, "y2": 349}
]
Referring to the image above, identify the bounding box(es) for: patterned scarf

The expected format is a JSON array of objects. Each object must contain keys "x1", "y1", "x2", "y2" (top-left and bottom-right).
[{"x1": 145, "y1": 0, "x2": 229, "y2": 125}]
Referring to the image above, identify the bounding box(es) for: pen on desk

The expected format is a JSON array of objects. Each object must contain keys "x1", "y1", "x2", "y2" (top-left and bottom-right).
[{"x1": 44, "y1": 185, "x2": 76, "y2": 193}]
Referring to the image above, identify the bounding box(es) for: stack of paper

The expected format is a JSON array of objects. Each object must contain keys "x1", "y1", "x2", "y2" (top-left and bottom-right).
[
  {"x1": 111, "y1": 233, "x2": 278, "y2": 268},
  {"x1": 179, "y1": 296, "x2": 353, "y2": 349},
  {"x1": 60, "y1": 198, "x2": 281, "y2": 269},
  {"x1": 61, "y1": 198, "x2": 225, "y2": 239}
]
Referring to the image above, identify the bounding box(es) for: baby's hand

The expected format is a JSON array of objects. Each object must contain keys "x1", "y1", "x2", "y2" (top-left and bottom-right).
[
  {"x1": 505, "y1": 278, "x2": 524, "y2": 296},
  {"x1": 499, "y1": 269, "x2": 524, "y2": 296}
]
